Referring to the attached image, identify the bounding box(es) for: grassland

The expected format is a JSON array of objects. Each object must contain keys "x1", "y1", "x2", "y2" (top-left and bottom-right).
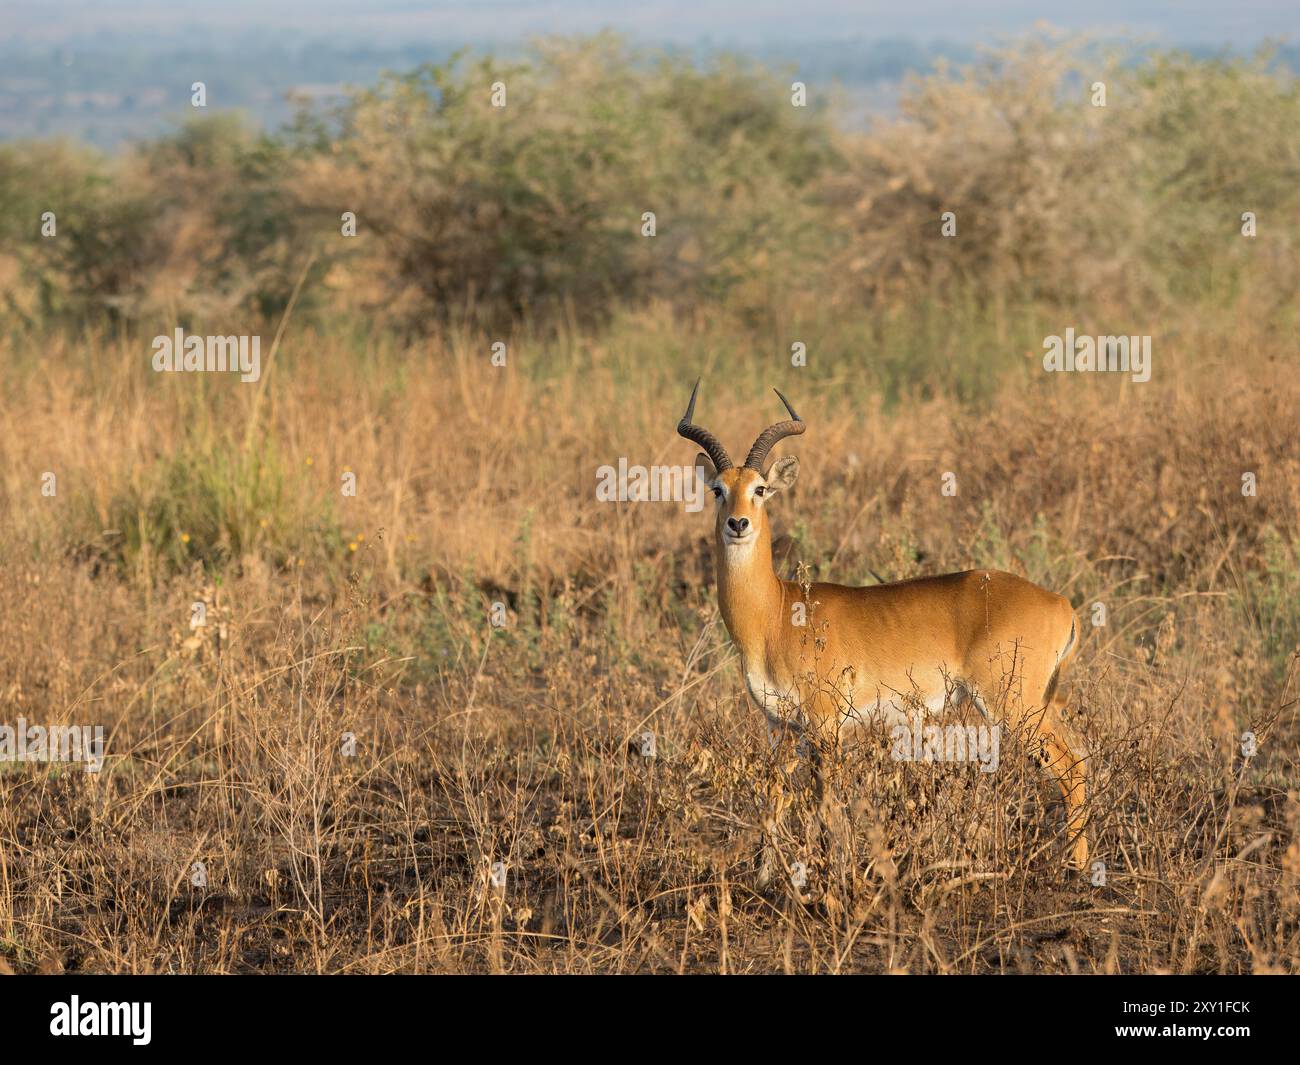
[{"x1": 0, "y1": 34, "x2": 1297, "y2": 973}]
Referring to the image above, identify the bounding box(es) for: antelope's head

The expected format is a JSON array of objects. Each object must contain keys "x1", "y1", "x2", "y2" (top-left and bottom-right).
[{"x1": 677, "y1": 379, "x2": 803, "y2": 557}]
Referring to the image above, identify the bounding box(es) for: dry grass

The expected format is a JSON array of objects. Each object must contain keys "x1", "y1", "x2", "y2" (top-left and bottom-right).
[
  {"x1": 1, "y1": 30, "x2": 1297, "y2": 976},
  {"x1": 0, "y1": 307, "x2": 1297, "y2": 974}
]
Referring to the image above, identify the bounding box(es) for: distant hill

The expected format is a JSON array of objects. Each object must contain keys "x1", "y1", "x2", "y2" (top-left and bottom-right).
[{"x1": 2, "y1": 34, "x2": 1297, "y2": 149}]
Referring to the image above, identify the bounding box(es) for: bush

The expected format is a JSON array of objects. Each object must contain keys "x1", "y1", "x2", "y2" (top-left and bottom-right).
[
  {"x1": 2, "y1": 32, "x2": 1296, "y2": 342},
  {"x1": 291, "y1": 34, "x2": 840, "y2": 329},
  {"x1": 828, "y1": 37, "x2": 1300, "y2": 318},
  {"x1": 1, "y1": 115, "x2": 302, "y2": 326}
]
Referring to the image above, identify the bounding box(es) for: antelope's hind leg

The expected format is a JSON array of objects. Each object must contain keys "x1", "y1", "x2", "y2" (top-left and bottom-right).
[{"x1": 1039, "y1": 698, "x2": 1088, "y2": 870}]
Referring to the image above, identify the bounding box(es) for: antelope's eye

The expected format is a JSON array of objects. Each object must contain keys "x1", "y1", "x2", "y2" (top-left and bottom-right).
[
  {"x1": 754, "y1": 486, "x2": 767, "y2": 498},
  {"x1": 711, "y1": 487, "x2": 723, "y2": 499}
]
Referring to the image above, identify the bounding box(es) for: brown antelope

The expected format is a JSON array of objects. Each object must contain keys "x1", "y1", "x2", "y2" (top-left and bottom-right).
[{"x1": 677, "y1": 381, "x2": 1088, "y2": 868}]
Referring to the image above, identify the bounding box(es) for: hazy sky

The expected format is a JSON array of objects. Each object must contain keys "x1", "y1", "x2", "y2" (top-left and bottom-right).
[{"x1": 5, "y1": 1, "x2": 1299, "y2": 47}]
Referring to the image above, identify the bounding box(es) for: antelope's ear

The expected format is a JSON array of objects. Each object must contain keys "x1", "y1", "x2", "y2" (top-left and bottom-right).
[
  {"x1": 695, "y1": 452, "x2": 718, "y2": 484},
  {"x1": 766, "y1": 455, "x2": 800, "y2": 492}
]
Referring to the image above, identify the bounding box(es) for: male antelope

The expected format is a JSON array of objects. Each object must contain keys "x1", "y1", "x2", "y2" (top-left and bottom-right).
[{"x1": 678, "y1": 381, "x2": 1088, "y2": 868}]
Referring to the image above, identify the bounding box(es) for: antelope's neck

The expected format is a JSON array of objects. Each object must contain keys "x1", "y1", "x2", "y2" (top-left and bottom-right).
[{"x1": 714, "y1": 529, "x2": 784, "y2": 659}]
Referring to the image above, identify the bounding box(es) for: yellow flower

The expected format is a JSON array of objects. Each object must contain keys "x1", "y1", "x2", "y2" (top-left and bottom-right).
[
  {"x1": 348, "y1": 542, "x2": 358, "y2": 552},
  {"x1": 356, "y1": 533, "x2": 365, "y2": 542},
  {"x1": 180, "y1": 532, "x2": 191, "y2": 544}
]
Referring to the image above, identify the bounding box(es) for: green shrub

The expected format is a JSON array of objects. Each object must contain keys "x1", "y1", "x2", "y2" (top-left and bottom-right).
[{"x1": 291, "y1": 34, "x2": 839, "y2": 330}]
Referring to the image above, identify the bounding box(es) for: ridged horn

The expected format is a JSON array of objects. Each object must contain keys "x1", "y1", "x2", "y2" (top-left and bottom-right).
[
  {"x1": 677, "y1": 379, "x2": 733, "y2": 472},
  {"x1": 743, "y1": 388, "x2": 805, "y2": 471}
]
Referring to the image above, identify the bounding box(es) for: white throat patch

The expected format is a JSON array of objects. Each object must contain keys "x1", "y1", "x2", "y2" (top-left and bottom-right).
[{"x1": 722, "y1": 534, "x2": 759, "y2": 563}]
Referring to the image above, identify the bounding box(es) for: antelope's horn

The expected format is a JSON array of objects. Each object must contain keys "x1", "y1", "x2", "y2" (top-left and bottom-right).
[
  {"x1": 677, "y1": 379, "x2": 734, "y2": 472},
  {"x1": 743, "y1": 388, "x2": 805, "y2": 471}
]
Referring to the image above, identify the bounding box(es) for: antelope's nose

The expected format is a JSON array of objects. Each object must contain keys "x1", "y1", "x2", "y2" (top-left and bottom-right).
[{"x1": 727, "y1": 517, "x2": 750, "y2": 534}]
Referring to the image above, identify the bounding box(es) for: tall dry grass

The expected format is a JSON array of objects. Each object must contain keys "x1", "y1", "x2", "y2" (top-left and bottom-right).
[
  {"x1": 0, "y1": 30, "x2": 1297, "y2": 974},
  {"x1": 0, "y1": 306, "x2": 1296, "y2": 972}
]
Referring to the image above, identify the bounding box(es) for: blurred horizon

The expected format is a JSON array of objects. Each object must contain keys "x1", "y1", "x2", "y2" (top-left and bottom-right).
[
  {"x1": 4, "y1": 1, "x2": 1300, "y2": 148},
  {"x1": 6, "y1": 1, "x2": 1300, "y2": 46}
]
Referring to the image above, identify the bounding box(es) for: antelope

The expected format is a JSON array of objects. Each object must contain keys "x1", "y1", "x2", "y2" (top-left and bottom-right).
[{"x1": 677, "y1": 381, "x2": 1088, "y2": 869}]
